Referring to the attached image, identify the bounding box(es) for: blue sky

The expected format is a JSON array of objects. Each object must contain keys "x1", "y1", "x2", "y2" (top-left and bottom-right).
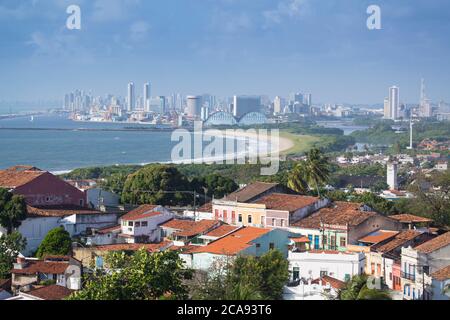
[{"x1": 0, "y1": 0, "x2": 450, "y2": 104}]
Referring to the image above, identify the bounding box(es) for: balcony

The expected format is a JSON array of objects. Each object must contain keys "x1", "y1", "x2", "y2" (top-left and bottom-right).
[{"x1": 401, "y1": 272, "x2": 415, "y2": 281}]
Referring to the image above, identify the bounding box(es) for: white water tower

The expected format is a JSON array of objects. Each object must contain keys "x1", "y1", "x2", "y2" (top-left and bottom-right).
[{"x1": 387, "y1": 162, "x2": 398, "y2": 191}]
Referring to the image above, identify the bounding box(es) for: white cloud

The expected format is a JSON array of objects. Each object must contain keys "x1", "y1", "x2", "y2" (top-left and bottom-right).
[{"x1": 263, "y1": 0, "x2": 308, "y2": 25}]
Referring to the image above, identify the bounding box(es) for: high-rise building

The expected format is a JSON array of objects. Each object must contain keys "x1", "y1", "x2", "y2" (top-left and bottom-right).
[
  {"x1": 232, "y1": 95, "x2": 261, "y2": 117},
  {"x1": 127, "y1": 82, "x2": 135, "y2": 112},
  {"x1": 389, "y1": 86, "x2": 399, "y2": 120},
  {"x1": 304, "y1": 94, "x2": 312, "y2": 107},
  {"x1": 274, "y1": 96, "x2": 282, "y2": 114},
  {"x1": 419, "y1": 79, "x2": 432, "y2": 118},
  {"x1": 143, "y1": 83, "x2": 150, "y2": 111},
  {"x1": 201, "y1": 106, "x2": 210, "y2": 121},
  {"x1": 186, "y1": 96, "x2": 202, "y2": 117}
]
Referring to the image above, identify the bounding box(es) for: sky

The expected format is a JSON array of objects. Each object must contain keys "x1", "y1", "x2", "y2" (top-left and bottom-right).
[{"x1": 0, "y1": 0, "x2": 450, "y2": 105}]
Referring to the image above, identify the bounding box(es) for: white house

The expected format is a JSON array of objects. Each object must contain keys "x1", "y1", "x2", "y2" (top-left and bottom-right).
[
  {"x1": 401, "y1": 232, "x2": 450, "y2": 300},
  {"x1": 429, "y1": 265, "x2": 450, "y2": 300},
  {"x1": 283, "y1": 276, "x2": 346, "y2": 300},
  {"x1": 118, "y1": 204, "x2": 174, "y2": 243},
  {"x1": 288, "y1": 250, "x2": 365, "y2": 283}
]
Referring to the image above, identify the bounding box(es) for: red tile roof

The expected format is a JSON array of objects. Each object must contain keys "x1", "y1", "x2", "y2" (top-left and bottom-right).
[
  {"x1": 431, "y1": 265, "x2": 450, "y2": 281},
  {"x1": 204, "y1": 225, "x2": 240, "y2": 238},
  {"x1": 120, "y1": 204, "x2": 161, "y2": 221},
  {"x1": 224, "y1": 182, "x2": 280, "y2": 202},
  {"x1": 312, "y1": 275, "x2": 346, "y2": 290},
  {"x1": 389, "y1": 214, "x2": 432, "y2": 223},
  {"x1": 358, "y1": 230, "x2": 399, "y2": 244},
  {"x1": 290, "y1": 236, "x2": 310, "y2": 243},
  {"x1": 415, "y1": 232, "x2": 450, "y2": 254},
  {"x1": 160, "y1": 219, "x2": 220, "y2": 238},
  {"x1": 96, "y1": 225, "x2": 121, "y2": 234},
  {"x1": 27, "y1": 285, "x2": 73, "y2": 300},
  {"x1": 292, "y1": 202, "x2": 377, "y2": 229},
  {"x1": 11, "y1": 260, "x2": 70, "y2": 275},
  {"x1": 253, "y1": 193, "x2": 319, "y2": 212},
  {"x1": 192, "y1": 227, "x2": 272, "y2": 255},
  {"x1": 26, "y1": 205, "x2": 102, "y2": 218},
  {"x1": 372, "y1": 230, "x2": 422, "y2": 253},
  {"x1": 94, "y1": 241, "x2": 172, "y2": 252},
  {"x1": 0, "y1": 166, "x2": 45, "y2": 189}
]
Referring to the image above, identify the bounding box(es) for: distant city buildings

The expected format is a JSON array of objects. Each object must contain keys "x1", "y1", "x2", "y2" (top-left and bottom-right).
[
  {"x1": 232, "y1": 95, "x2": 261, "y2": 117},
  {"x1": 127, "y1": 82, "x2": 135, "y2": 112},
  {"x1": 186, "y1": 95, "x2": 202, "y2": 118}
]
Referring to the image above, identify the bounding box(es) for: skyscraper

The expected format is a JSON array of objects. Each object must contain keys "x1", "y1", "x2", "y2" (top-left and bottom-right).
[
  {"x1": 274, "y1": 96, "x2": 282, "y2": 114},
  {"x1": 232, "y1": 95, "x2": 261, "y2": 117},
  {"x1": 186, "y1": 96, "x2": 202, "y2": 117},
  {"x1": 419, "y1": 79, "x2": 432, "y2": 118},
  {"x1": 127, "y1": 82, "x2": 135, "y2": 112},
  {"x1": 389, "y1": 86, "x2": 399, "y2": 120},
  {"x1": 143, "y1": 83, "x2": 150, "y2": 111}
]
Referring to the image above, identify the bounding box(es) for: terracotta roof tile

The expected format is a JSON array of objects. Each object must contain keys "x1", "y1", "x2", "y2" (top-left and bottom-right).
[
  {"x1": 11, "y1": 260, "x2": 69, "y2": 275},
  {"x1": 204, "y1": 225, "x2": 240, "y2": 238},
  {"x1": 27, "y1": 285, "x2": 73, "y2": 300},
  {"x1": 198, "y1": 202, "x2": 212, "y2": 212},
  {"x1": 160, "y1": 219, "x2": 220, "y2": 238},
  {"x1": 415, "y1": 232, "x2": 450, "y2": 254},
  {"x1": 292, "y1": 202, "x2": 377, "y2": 229},
  {"x1": 0, "y1": 167, "x2": 45, "y2": 189},
  {"x1": 94, "y1": 241, "x2": 172, "y2": 252},
  {"x1": 358, "y1": 230, "x2": 399, "y2": 244},
  {"x1": 312, "y1": 275, "x2": 346, "y2": 290},
  {"x1": 389, "y1": 214, "x2": 432, "y2": 223},
  {"x1": 290, "y1": 236, "x2": 310, "y2": 243},
  {"x1": 224, "y1": 182, "x2": 279, "y2": 202},
  {"x1": 120, "y1": 204, "x2": 160, "y2": 221},
  {"x1": 192, "y1": 227, "x2": 271, "y2": 255},
  {"x1": 431, "y1": 265, "x2": 450, "y2": 281},
  {"x1": 27, "y1": 205, "x2": 101, "y2": 218},
  {"x1": 96, "y1": 225, "x2": 121, "y2": 234},
  {"x1": 372, "y1": 230, "x2": 422, "y2": 253},
  {"x1": 253, "y1": 193, "x2": 319, "y2": 212}
]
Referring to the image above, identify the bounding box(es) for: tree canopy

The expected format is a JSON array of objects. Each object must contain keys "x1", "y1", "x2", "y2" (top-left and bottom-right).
[
  {"x1": 68, "y1": 249, "x2": 192, "y2": 300},
  {"x1": 338, "y1": 274, "x2": 392, "y2": 300},
  {"x1": 0, "y1": 188, "x2": 28, "y2": 234},
  {"x1": 36, "y1": 226, "x2": 72, "y2": 259},
  {"x1": 0, "y1": 232, "x2": 27, "y2": 279}
]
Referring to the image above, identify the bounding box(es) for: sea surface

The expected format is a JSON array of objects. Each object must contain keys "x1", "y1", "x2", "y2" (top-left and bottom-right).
[{"x1": 0, "y1": 115, "x2": 184, "y2": 173}]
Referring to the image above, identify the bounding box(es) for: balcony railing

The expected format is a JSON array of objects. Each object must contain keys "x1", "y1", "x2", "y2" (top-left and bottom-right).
[{"x1": 401, "y1": 272, "x2": 416, "y2": 281}]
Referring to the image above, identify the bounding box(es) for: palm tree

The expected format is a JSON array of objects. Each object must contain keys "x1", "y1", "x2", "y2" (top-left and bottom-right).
[
  {"x1": 225, "y1": 283, "x2": 262, "y2": 300},
  {"x1": 338, "y1": 275, "x2": 392, "y2": 300},
  {"x1": 288, "y1": 148, "x2": 330, "y2": 197}
]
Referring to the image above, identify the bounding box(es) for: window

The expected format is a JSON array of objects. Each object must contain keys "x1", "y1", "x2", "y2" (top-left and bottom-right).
[
  {"x1": 371, "y1": 263, "x2": 375, "y2": 275},
  {"x1": 141, "y1": 221, "x2": 148, "y2": 227},
  {"x1": 331, "y1": 236, "x2": 336, "y2": 249},
  {"x1": 261, "y1": 216, "x2": 265, "y2": 226},
  {"x1": 293, "y1": 267, "x2": 300, "y2": 281},
  {"x1": 256, "y1": 243, "x2": 261, "y2": 248},
  {"x1": 46, "y1": 197, "x2": 50, "y2": 202},
  {"x1": 128, "y1": 221, "x2": 134, "y2": 227},
  {"x1": 79, "y1": 199, "x2": 84, "y2": 207},
  {"x1": 272, "y1": 218, "x2": 276, "y2": 226},
  {"x1": 248, "y1": 215, "x2": 253, "y2": 224},
  {"x1": 389, "y1": 273, "x2": 393, "y2": 281},
  {"x1": 323, "y1": 235, "x2": 327, "y2": 246},
  {"x1": 320, "y1": 270, "x2": 328, "y2": 277},
  {"x1": 223, "y1": 210, "x2": 228, "y2": 221},
  {"x1": 314, "y1": 235, "x2": 320, "y2": 250},
  {"x1": 214, "y1": 209, "x2": 219, "y2": 220},
  {"x1": 340, "y1": 237, "x2": 347, "y2": 247},
  {"x1": 122, "y1": 221, "x2": 127, "y2": 226},
  {"x1": 238, "y1": 214, "x2": 243, "y2": 223},
  {"x1": 135, "y1": 222, "x2": 141, "y2": 227},
  {"x1": 232, "y1": 211, "x2": 236, "y2": 223},
  {"x1": 280, "y1": 219, "x2": 285, "y2": 227},
  {"x1": 344, "y1": 274, "x2": 351, "y2": 282},
  {"x1": 269, "y1": 243, "x2": 275, "y2": 250}
]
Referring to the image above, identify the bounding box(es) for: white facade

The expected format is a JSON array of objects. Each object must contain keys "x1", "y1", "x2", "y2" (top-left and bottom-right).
[
  {"x1": 283, "y1": 279, "x2": 340, "y2": 301},
  {"x1": 387, "y1": 162, "x2": 398, "y2": 190},
  {"x1": 389, "y1": 86, "x2": 399, "y2": 120},
  {"x1": 288, "y1": 250, "x2": 366, "y2": 282}
]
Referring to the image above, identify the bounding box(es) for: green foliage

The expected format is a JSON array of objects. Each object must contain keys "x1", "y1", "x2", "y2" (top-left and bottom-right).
[
  {"x1": 36, "y1": 226, "x2": 72, "y2": 259},
  {"x1": 68, "y1": 249, "x2": 192, "y2": 300},
  {"x1": 338, "y1": 275, "x2": 392, "y2": 300},
  {"x1": 61, "y1": 165, "x2": 141, "y2": 180},
  {"x1": 0, "y1": 232, "x2": 27, "y2": 279},
  {"x1": 121, "y1": 165, "x2": 193, "y2": 205},
  {"x1": 197, "y1": 174, "x2": 239, "y2": 199},
  {"x1": 351, "y1": 192, "x2": 395, "y2": 215},
  {"x1": 192, "y1": 250, "x2": 289, "y2": 301},
  {"x1": 0, "y1": 188, "x2": 28, "y2": 234},
  {"x1": 288, "y1": 148, "x2": 331, "y2": 196}
]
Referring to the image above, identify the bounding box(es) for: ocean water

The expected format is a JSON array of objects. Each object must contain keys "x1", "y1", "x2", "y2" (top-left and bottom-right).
[
  {"x1": 0, "y1": 114, "x2": 261, "y2": 173},
  {"x1": 0, "y1": 115, "x2": 181, "y2": 172}
]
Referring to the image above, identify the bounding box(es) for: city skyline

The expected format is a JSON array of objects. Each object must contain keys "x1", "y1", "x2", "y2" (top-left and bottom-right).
[{"x1": 0, "y1": 1, "x2": 450, "y2": 104}]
